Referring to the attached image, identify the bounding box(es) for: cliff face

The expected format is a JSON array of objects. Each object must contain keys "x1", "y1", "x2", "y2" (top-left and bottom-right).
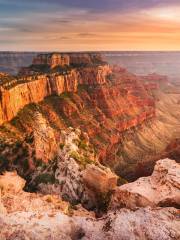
[
  {"x1": 0, "y1": 58, "x2": 179, "y2": 182},
  {"x1": 0, "y1": 64, "x2": 153, "y2": 127},
  {"x1": 0, "y1": 53, "x2": 179, "y2": 239},
  {"x1": 0, "y1": 70, "x2": 79, "y2": 125},
  {"x1": 1, "y1": 67, "x2": 157, "y2": 175}
]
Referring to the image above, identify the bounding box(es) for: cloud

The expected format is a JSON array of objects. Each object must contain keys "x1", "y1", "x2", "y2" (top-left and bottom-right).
[
  {"x1": 2, "y1": 0, "x2": 180, "y2": 14},
  {"x1": 77, "y1": 33, "x2": 99, "y2": 38},
  {"x1": 0, "y1": 0, "x2": 180, "y2": 50}
]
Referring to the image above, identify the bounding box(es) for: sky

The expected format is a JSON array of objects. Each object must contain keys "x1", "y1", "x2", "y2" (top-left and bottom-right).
[{"x1": 0, "y1": 0, "x2": 180, "y2": 51}]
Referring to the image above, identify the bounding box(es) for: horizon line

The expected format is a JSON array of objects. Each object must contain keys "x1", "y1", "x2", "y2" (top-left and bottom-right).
[{"x1": 1, "y1": 50, "x2": 180, "y2": 53}]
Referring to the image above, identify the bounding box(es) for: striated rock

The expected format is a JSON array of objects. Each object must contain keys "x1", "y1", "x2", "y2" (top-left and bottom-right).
[
  {"x1": 78, "y1": 65, "x2": 112, "y2": 85},
  {"x1": 0, "y1": 71, "x2": 79, "y2": 125},
  {"x1": 110, "y1": 159, "x2": 180, "y2": 209},
  {"x1": 0, "y1": 54, "x2": 178, "y2": 183},
  {"x1": 0, "y1": 171, "x2": 26, "y2": 193},
  {"x1": 0, "y1": 62, "x2": 112, "y2": 125},
  {"x1": 0, "y1": 61, "x2": 159, "y2": 177}
]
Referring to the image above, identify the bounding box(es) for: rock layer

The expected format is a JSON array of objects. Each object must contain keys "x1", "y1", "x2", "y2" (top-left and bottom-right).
[{"x1": 0, "y1": 70, "x2": 79, "y2": 125}]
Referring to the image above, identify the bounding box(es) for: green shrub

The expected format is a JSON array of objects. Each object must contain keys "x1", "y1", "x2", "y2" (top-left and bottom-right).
[
  {"x1": 35, "y1": 173, "x2": 55, "y2": 185},
  {"x1": 78, "y1": 140, "x2": 88, "y2": 150},
  {"x1": 70, "y1": 151, "x2": 93, "y2": 168}
]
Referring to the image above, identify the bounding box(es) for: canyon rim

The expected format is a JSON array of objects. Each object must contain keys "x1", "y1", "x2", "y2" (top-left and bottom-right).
[{"x1": 0, "y1": 0, "x2": 180, "y2": 239}]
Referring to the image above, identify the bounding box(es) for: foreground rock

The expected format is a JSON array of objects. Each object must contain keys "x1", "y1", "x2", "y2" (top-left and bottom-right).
[
  {"x1": 0, "y1": 171, "x2": 69, "y2": 215},
  {"x1": 0, "y1": 171, "x2": 26, "y2": 193},
  {"x1": 110, "y1": 159, "x2": 180, "y2": 209},
  {"x1": 0, "y1": 161, "x2": 179, "y2": 239},
  {"x1": 0, "y1": 207, "x2": 179, "y2": 240}
]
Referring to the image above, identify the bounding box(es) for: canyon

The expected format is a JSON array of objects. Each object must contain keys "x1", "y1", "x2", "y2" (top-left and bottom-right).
[{"x1": 0, "y1": 52, "x2": 179, "y2": 239}]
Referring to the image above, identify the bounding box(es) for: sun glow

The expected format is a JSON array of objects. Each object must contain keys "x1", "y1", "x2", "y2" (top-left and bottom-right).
[{"x1": 144, "y1": 6, "x2": 180, "y2": 22}]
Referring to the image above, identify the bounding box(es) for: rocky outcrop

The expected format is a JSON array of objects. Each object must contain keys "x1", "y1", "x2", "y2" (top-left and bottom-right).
[
  {"x1": 0, "y1": 205, "x2": 179, "y2": 239},
  {"x1": 69, "y1": 52, "x2": 106, "y2": 66},
  {"x1": 28, "y1": 127, "x2": 117, "y2": 209},
  {"x1": 0, "y1": 172, "x2": 69, "y2": 215},
  {"x1": 0, "y1": 62, "x2": 161, "y2": 179},
  {"x1": 110, "y1": 159, "x2": 180, "y2": 209},
  {"x1": 82, "y1": 164, "x2": 117, "y2": 193},
  {"x1": 0, "y1": 63, "x2": 112, "y2": 125},
  {"x1": 78, "y1": 65, "x2": 112, "y2": 85},
  {"x1": 0, "y1": 71, "x2": 78, "y2": 125},
  {"x1": 0, "y1": 158, "x2": 179, "y2": 239},
  {"x1": 33, "y1": 112, "x2": 58, "y2": 163},
  {"x1": 1, "y1": 54, "x2": 179, "y2": 183}
]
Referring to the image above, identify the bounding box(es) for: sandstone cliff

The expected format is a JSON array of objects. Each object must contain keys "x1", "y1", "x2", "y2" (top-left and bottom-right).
[
  {"x1": 0, "y1": 56, "x2": 179, "y2": 183},
  {"x1": 0, "y1": 64, "x2": 111, "y2": 125},
  {"x1": 0, "y1": 61, "x2": 162, "y2": 181},
  {"x1": 0, "y1": 70, "x2": 79, "y2": 125}
]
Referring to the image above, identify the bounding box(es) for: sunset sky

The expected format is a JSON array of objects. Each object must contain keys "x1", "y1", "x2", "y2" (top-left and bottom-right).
[{"x1": 0, "y1": 0, "x2": 180, "y2": 51}]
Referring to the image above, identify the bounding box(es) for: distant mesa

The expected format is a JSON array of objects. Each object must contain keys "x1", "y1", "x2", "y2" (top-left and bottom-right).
[
  {"x1": 19, "y1": 52, "x2": 107, "y2": 75},
  {"x1": 0, "y1": 72, "x2": 9, "y2": 78},
  {"x1": 32, "y1": 53, "x2": 70, "y2": 68}
]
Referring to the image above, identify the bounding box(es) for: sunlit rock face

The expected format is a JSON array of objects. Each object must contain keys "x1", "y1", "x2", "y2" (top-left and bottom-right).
[
  {"x1": 0, "y1": 59, "x2": 156, "y2": 156},
  {"x1": 110, "y1": 159, "x2": 180, "y2": 209},
  {"x1": 0, "y1": 71, "x2": 79, "y2": 125},
  {"x1": 33, "y1": 112, "x2": 58, "y2": 163},
  {"x1": 0, "y1": 53, "x2": 179, "y2": 187}
]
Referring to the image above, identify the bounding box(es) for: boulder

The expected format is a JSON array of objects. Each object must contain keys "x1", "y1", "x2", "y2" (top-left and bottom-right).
[
  {"x1": 82, "y1": 164, "x2": 118, "y2": 193},
  {"x1": 0, "y1": 171, "x2": 26, "y2": 193},
  {"x1": 110, "y1": 159, "x2": 180, "y2": 209}
]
